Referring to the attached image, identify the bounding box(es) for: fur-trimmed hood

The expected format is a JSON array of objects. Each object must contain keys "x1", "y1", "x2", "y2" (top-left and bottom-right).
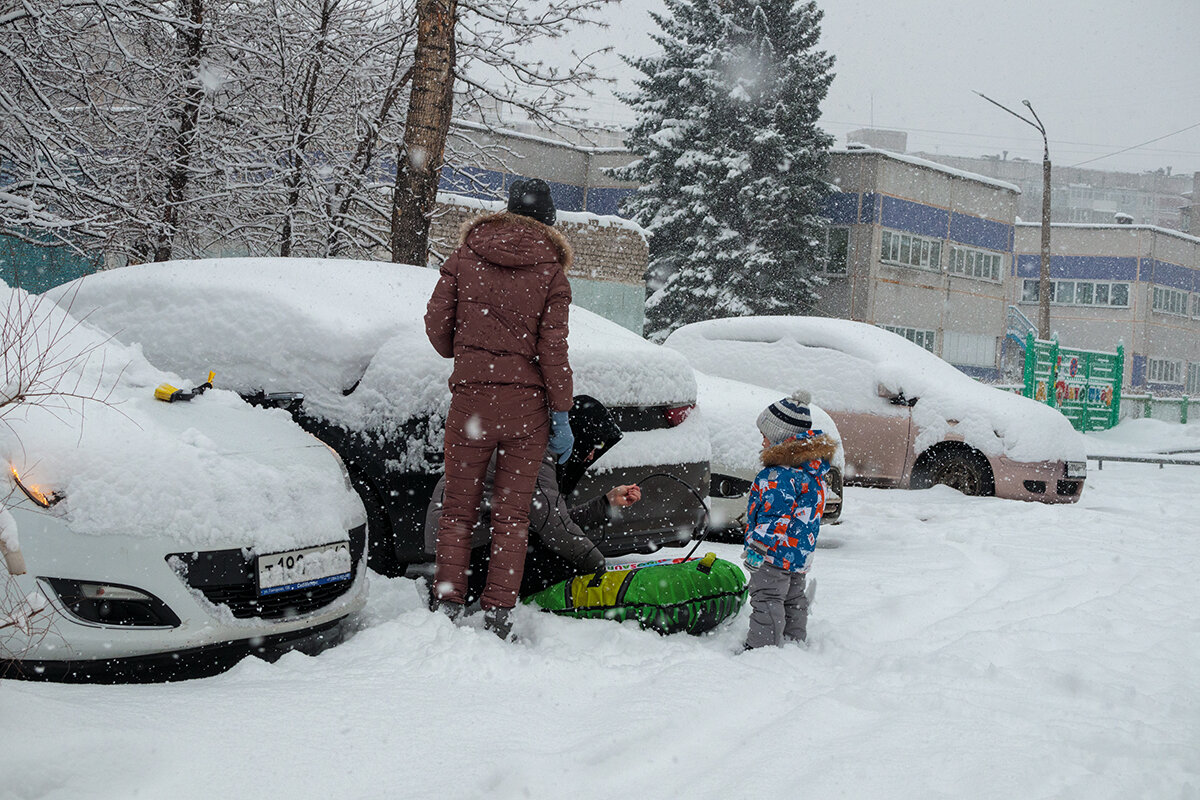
[
  {"x1": 761, "y1": 431, "x2": 838, "y2": 469},
  {"x1": 460, "y1": 211, "x2": 573, "y2": 270}
]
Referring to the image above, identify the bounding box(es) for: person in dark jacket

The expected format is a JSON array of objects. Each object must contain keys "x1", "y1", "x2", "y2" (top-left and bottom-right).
[
  {"x1": 423, "y1": 453, "x2": 642, "y2": 604},
  {"x1": 423, "y1": 395, "x2": 639, "y2": 604},
  {"x1": 424, "y1": 178, "x2": 575, "y2": 640}
]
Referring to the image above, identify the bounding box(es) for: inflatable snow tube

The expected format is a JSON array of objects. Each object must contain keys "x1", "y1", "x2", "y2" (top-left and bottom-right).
[{"x1": 525, "y1": 552, "x2": 747, "y2": 635}]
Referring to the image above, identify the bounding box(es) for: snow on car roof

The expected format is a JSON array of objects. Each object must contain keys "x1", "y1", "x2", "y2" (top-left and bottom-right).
[
  {"x1": 667, "y1": 316, "x2": 1084, "y2": 464},
  {"x1": 1, "y1": 283, "x2": 360, "y2": 550},
  {"x1": 53, "y1": 258, "x2": 697, "y2": 432}
]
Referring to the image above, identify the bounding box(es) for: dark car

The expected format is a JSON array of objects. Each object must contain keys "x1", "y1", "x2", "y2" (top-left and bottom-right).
[{"x1": 51, "y1": 258, "x2": 711, "y2": 576}]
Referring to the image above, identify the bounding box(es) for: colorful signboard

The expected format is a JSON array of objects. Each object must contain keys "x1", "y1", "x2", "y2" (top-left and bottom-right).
[{"x1": 1022, "y1": 333, "x2": 1123, "y2": 432}]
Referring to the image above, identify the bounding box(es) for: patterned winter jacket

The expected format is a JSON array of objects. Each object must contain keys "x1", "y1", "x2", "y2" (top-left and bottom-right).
[{"x1": 745, "y1": 430, "x2": 839, "y2": 573}]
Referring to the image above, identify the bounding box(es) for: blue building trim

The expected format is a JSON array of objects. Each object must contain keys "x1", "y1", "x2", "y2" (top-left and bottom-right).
[
  {"x1": 948, "y1": 213, "x2": 1011, "y2": 252},
  {"x1": 1015, "y1": 254, "x2": 1140, "y2": 282},
  {"x1": 1131, "y1": 354, "x2": 1146, "y2": 388},
  {"x1": 825, "y1": 192, "x2": 860, "y2": 225},
  {"x1": 584, "y1": 187, "x2": 634, "y2": 216},
  {"x1": 879, "y1": 195, "x2": 949, "y2": 240},
  {"x1": 437, "y1": 164, "x2": 634, "y2": 216},
  {"x1": 1146, "y1": 259, "x2": 1197, "y2": 292},
  {"x1": 859, "y1": 193, "x2": 879, "y2": 224}
]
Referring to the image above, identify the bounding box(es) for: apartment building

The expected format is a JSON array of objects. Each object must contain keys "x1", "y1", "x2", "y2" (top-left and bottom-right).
[
  {"x1": 1013, "y1": 221, "x2": 1200, "y2": 395},
  {"x1": 820, "y1": 147, "x2": 1019, "y2": 379}
]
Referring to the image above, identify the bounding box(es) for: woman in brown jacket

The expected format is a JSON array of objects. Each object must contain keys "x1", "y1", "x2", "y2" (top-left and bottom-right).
[{"x1": 424, "y1": 178, "x2": 575, "y2": 639}]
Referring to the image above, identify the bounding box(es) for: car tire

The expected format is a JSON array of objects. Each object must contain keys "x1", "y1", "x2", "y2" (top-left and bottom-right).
[{"x1": 923, "y1": 449, "x2": 993, "y2": 496}]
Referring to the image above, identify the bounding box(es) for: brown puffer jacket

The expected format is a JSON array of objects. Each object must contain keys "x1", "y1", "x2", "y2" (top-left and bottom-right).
[{"x1": 425, "y1": 211, "x2": 574, "y2": 412}]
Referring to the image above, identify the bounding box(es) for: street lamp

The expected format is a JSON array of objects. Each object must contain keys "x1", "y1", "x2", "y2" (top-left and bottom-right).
[{"x1": 976, "y1": 92, "x2": 1052, "y2": 340}]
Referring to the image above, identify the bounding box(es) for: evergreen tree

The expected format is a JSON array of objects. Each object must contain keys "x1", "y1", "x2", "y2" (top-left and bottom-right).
[{"x1": 613, "y1": 0, "x2": 835, "y2": 340}]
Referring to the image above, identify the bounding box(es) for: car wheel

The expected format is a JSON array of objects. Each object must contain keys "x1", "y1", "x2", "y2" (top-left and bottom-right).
[{"x1": 925, "y1": 450, "x2": 992, "y2": 496}]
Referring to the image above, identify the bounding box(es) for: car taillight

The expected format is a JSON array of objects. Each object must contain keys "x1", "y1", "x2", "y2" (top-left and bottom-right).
[{"x1": 664, "y1": 404, "x2": 694, "y2": 426}]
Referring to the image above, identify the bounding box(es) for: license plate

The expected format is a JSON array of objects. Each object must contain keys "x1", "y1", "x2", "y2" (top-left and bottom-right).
[
  {"x1": 257, "y1": 541, "x2": 352, "y2": 596},
  {"x1": 1065, "y1": 461, "x2": 1087, "y2": 479}
]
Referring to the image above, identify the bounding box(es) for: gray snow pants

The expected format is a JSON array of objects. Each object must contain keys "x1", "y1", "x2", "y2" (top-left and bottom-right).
[{"x1": 745, "y1": 564, "x2": 809, "y2": 649}]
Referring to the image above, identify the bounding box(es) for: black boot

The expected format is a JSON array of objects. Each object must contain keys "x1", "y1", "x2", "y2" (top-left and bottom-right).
[
  {"x1": 433, "y1": 598, "x2": 465, "y2": 622},
  {"x1": 483, "y1": 606, "x2": 517, "y2": 642}
]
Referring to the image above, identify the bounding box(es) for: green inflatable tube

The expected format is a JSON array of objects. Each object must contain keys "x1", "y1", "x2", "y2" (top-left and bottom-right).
[{"x1": 524, "y1": 552, "x2": 748, "y2": 636}]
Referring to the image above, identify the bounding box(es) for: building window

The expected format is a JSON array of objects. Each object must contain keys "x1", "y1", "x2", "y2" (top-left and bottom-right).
[
  {"x1": 948, "y1": 246, "x2": 1003, "y2": 282},
  {"x1": 878, "y1": 324, "x2": 936, "y2": 352},
  {"x1": 1152, "y1": 286, "x2": 1188, "y2": 316},
  {"x1": 1188, "y1": 363, "x2": 1200, "y2": 395},
  {"x1": 1147, "y1": 358, "x2": 1183, "y2": 385},
  {"x1": 1192, "y1": 294, "x2": 1200, "y2": 319},
  {"x1": 942, "y1": 331, "x2": 996, "y2": 367},
  {"x1": 880, "y1": 229, "x2": 942, "y2": 272},
  {"x1": 1188, "y1": 364, "x2": 1200, "y2": 395},
  {"x1": 822, "y1": 227, "x2": 849, "y2": 274},
  {"x1": 1021, "y1": 279, "x2": 1130, "y2": 308}
]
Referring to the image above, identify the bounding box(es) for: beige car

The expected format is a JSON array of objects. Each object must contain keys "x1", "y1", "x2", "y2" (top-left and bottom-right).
[{"x1": 665, "y1": 317, "x2": 1087, "y2": 504}]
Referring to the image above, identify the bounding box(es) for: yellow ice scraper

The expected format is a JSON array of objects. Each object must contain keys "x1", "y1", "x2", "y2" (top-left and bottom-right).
[{"x1": 155, "y1": 371, "x2": 215, "y2": 403}]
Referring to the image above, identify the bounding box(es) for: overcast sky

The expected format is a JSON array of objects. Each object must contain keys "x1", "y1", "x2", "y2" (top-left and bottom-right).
[{"x1": 567, "y1": 0, "x2": 1200, "y2": 179}]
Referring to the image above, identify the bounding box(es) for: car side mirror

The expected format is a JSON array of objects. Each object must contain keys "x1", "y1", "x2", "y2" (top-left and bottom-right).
[{"x1": 877, "y1": 384, "x2": 917, "y2": 407}]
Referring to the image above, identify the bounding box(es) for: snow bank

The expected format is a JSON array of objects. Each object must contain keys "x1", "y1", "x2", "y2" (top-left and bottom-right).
[
  {"x1": 665, "y1": 316, "x2": 1085, "y2": 464},
  {"x1": 1, "y1": 284, "x2": 360, "y2": 550},
  {"x1": 4, "y1": 449, "x2": 1196, "y2": 798},
  {"x1": 696, "y1": 372, "x2": 844, "y2": 475},
  {"x1": 1084, "y1": 417, "x2": 1200, "y2": 456}
]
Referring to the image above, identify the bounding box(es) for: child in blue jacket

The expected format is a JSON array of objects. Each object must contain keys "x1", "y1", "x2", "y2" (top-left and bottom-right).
[{"x1": 743, "y1": 390, "x2": 838, "y2": 649}]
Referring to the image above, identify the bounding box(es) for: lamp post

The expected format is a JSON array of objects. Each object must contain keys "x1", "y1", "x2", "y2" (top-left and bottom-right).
[{"x1": 976, "y1": 92, "x2": 1052, "y2": 339}]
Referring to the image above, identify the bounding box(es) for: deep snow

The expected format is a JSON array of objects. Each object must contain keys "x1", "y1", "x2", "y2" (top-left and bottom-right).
[{"x1": 2, "y1": 422, "x2": 1197, "y2": 799}]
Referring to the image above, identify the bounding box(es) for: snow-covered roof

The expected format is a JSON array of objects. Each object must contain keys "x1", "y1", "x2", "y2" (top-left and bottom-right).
[
  {"x1": 0, "y1": 284, "x2": 360, "y2": 550},
  {"x1": 1015, "y1": 220, "x2": 1200, "y2": 246},
  {"x1": 831, "y1": 147, "x2": 1023, "y2": 194},
  {"x1": 665, "y1": 316, "x2": 1084, "y2": 464}
]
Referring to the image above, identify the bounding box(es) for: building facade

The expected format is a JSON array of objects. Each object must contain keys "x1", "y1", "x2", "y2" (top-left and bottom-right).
[
  {"x1": 819, "y1": 148, "x2": 1020, "y2": 380},
  {"x1": 1013, "y1": 222, "x2": 1200, "y2": 395}
]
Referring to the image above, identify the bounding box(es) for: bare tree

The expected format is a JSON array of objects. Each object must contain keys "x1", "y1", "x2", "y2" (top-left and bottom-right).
[{"x1": 0, "y1": 285, "x2": 120, "y2": 666}]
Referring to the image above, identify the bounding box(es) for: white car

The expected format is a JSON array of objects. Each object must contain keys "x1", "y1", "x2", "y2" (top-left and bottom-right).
[
  {"x1": 696, "y1": 372, "x2": 844, "y2": 536},
  {"x1": 666, "y1": 317, "x2": 1087, "y2": 503},
  {"x1": 48, "y1": 258, "x2": 711, "y2": 575},
  {"x1": 1, "y1": 288, "x2": 367, "y2": 682}
]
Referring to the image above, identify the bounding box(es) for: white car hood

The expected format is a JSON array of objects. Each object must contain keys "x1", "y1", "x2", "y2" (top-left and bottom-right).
[{"x1": 2, "y1": 285, "x2": 362, "y2": 553}]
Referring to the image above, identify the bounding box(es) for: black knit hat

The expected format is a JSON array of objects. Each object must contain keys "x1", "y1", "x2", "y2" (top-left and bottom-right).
[
  {"x1": 757, "y1": 390, "x2": 813, "y2": 445},
  {"x1": 507, "y1": 178, "x2": 556, "y2": 226}
]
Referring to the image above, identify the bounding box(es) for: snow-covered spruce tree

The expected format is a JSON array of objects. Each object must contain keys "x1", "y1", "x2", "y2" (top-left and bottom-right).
[{"x1": 613, "y1": 0, "x2": 835, "y2": 341}]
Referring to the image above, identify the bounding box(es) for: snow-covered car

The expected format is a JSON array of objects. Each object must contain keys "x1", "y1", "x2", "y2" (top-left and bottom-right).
[
  {"x1": 696, "y1": 372, "x2": 844, "y2": 537},
  {"x1": 1, "y1": 288, "x2": 367, "y2": 682},
  {"x1": 665, "y1": 317, "x2": 1087, "y2": 503},
  {"x1": 50, "y1": 259, "x2": 710, "y2": 576}
]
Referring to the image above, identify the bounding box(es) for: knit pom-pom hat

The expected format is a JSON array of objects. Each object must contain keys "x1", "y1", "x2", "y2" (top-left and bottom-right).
[{"x1": 756, "y1": 390, "x2": 813, "y2": 445}]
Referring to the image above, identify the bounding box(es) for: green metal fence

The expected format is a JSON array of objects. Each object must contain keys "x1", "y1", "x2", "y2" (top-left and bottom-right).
[
  {"x1": 1022, "y1": 333, "x2": 1123, "y2": 432},
  {"x1": 0, "y1": 233, "x2": 101, "y2": 293}
]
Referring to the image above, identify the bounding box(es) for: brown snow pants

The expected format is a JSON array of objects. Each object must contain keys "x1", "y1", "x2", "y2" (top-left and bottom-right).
[{"x1": 434, "y1": 385, "x2": 550, "y2": 610}]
